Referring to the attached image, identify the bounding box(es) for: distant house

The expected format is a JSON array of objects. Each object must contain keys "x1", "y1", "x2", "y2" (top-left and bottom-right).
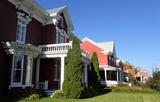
[
  {"x1": 136, "y1": 69, "x2": 148, "y2": 83},
  {"x1": 0, "y1": 0, "x2": 89, "y2": 96},
  {"x1": 123, "y1": 62, "x2": 148, "y2": 83},
  {"x1": 80, "y1": 37, "x2": 124, "y2": 86}
]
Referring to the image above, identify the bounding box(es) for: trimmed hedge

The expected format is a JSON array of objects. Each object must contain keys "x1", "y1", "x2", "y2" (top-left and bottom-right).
[{"x1": 111, "y1": 86, "x2": 157, "y2": 93}]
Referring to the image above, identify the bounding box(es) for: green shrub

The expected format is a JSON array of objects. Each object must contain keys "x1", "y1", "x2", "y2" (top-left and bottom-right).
[
  {"x1": 9, "y1": 88, "x2": 46, "y2": 100},
  {"x1": 145, "y1": 71, "x2": 160, "y2": 92},
  {"x1": 88, "y1": 52, "x2": 101, "y2": 90},
  {"x1": 25, "y1": 93, "x2": 40, "y2": 100},
  {"x1": 62, "y1": 36, "x2": 84, "y2": 99},
  {"x1": 118, "y1": 83, "x2": 130, "y2": 87},
  {"x1": 112, "y1": 86, "x2": 157, "y2": 93},
  {"x1": 51, "y1": 90, "x2": 64, "y2": 98}
]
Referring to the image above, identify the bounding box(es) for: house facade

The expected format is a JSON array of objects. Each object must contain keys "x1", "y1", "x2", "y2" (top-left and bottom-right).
[
  {"x1": 136, "y1": 69, "x2": 148, "y2": 83},
  {"x1": 123, "y1": 62, "x2": 148, "y2": 83},
  {"x1": 80, "y1": 37, "x2": 124, "y2": 86},
  {"x1": 0, "y1": 0, "x2": 89, "y2": 96}
]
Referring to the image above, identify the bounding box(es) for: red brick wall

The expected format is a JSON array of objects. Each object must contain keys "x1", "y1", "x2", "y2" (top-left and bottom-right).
[
  {"x1": 0, "y1": 0, "x2": 58, "y2": 95},
  {"x1": 42, "y1": 24, "x2": 56, "y2": 44},
  {"x1": 0, "y1": 0, "x2": 17, "y2": 42},
  {"x1": 80, "y1": 41, "x2": 108, "y2": 65},
  {"x1": 0, "y1": 0, "x2": 17, "y2": 96},
  {"x1": 26, "y1": 19, "x2": 44, "y2": 45}
]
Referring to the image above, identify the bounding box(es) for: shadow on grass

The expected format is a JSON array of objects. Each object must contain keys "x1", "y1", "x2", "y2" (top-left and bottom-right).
[
  {"x1": 0, "y1": 96, "x2": 20, "y2": 102},
  {"x1": 82, "y1": 88, "x2": 112, "y2": 99},
  {"x1": 0, "y1": 89, "x2": 112, "y2": 101}
]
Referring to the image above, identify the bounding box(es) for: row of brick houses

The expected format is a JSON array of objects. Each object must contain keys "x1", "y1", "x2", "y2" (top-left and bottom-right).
[
  {"x1": 123, "y1": 62, "x2": 148, "y2": 83},
  {"x1": 0, "y1": 0, "x2": 148, "y2": 96}
]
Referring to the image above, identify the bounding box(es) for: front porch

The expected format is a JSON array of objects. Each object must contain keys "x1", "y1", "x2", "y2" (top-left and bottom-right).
[
  {"x1": 35, "y1": 41, "x2": 90, "y2": 93},
  {"x1": 100, "y1": 66, "x2": 124, "y2": 87}
]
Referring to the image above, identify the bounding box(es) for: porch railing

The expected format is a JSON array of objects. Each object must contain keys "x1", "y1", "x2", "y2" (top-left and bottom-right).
[
  {"x1": 38, "y1": 80, "x2": 48, "y2": 90},
  {"x1": 39, "y1": 41, "x2": 72, "y2": 54}
]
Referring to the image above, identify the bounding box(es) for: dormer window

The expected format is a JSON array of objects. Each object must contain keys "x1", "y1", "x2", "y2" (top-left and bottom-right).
[{"x1": 60, "y1": 17, "x2": 64, "y2": 28}]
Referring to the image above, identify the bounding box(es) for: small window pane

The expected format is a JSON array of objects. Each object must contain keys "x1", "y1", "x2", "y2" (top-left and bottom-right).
[
  {"x1": 100, "y1": 70, "x2": 105, "y2": 81},
  {"x1": 12, "y1": 55, "x2": 23, "y2": 83},
  {"x1": 16, "y1": 18, "x2": 27, "y2": 43},
  {"x1": 13, "y1": 70, "x2": 21, "y2": 82}
]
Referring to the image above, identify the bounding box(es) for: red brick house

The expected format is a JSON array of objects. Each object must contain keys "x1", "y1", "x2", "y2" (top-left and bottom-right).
[
  {"x1": 136, "y1": 68, "x2": 148, "y2": 83},
  {"x1": 80, "y1": 37, "x2": 124, "y2": 86},
  {"x1": 0, "y1": 0, "x2": 90, "y2": 96}
]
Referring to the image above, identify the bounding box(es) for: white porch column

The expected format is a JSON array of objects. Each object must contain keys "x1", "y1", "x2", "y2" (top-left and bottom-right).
[
  {"x1": 119, "y1": 70, "x2": 121, "y2": 82},
  {"x1": 117, "y1": 70, "x2": 119, "y2": 82},
  {"x1": 36, "y1": 58, "x2": 40, "y2": 89},
  {"x1": 84, "y1": 64, "x2": 88, "y2": 88},
  {"x1": 104, "y1": 69, "x2": 107, "y2": 81},
  {"x1": 60, "y1": 56, "x2": 65, "y2": 90}
]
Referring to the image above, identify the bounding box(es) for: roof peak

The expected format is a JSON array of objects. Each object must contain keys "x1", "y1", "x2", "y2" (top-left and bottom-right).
[
  {"x1": 98, "y1": 41, "x2": 114, "y2": 44},
  {"x1": 47, "y1": 6, "x2": 67, "y2": 15}
]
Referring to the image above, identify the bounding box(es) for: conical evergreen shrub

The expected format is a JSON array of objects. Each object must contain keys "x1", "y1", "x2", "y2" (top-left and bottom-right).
[{"x1": 62, "y1": 36, "x2": 84, "y2": 99}]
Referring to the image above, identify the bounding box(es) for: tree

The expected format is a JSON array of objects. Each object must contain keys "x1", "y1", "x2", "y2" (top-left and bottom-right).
[
  {"x1": 62, "y1": 36, "x2": 84, "y2": 99},
  {"x1": 145, "y1": 70, "x2": 160, "y2": 91},
  {"x1": 88, "y1": 52, "x2": 101, "y2": 89}
]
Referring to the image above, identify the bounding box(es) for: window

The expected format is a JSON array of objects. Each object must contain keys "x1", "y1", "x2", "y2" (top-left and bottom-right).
[
  {"x1": 56, "y1": 33, "x2": 59, "y2": 44},
  {"x1": 11, "y1": 55, "x2": 24, "y2": 85},
  {"x1": 25, "y1": 56, "x2": 33, "y2": 85},
  {"x1": 100, "y1": 70, "x2": 105, "y2": 81},
  {"x1": 106, "y1": 70, "x2": 117, "y2": 81},
  {"x1": 56, "y1": 33, "x2": 65, "y2": 44},
  {"x1": 108, "y1": 56, "x2": 111, "y2": 65},
  {"x1": 60, "y1": 18, "x2": 64, "y2": 28},
  {"x1": 60, "y1": 35, "x2": 64, "y2": 43},
  {"x1": 16, "y1": 18, "x2": 27, "y2": 43}
]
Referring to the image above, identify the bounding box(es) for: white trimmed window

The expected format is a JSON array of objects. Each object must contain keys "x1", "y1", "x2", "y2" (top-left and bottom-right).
[
  {"x1": 16, "y1": 17, "x2": 27, "y2": 43},
  {"x1": 25, "y1": 56, "x2": 33, "y2": 86},
  {"x1": 60, "y1": 35, "x2": 64, "y2": 43},
  {"x1": 11, "y1": 55, "x2": 24, "y2": 87},
  {"x1": 60, "y1": 18, "x2": 64, "y2": 28},
  {"x1": 56, "y1": 33, "x2": 65, "y2": 44},
  {"x1": 56, "y1": 33, "x2": 59, "y2": 44}
]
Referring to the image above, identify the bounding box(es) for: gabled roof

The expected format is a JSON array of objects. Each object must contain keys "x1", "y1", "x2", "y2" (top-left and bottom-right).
[
  {"x1": 97, "y1": 41, "x2": 114, "y2": 53},
  {"x1": 82, "y1": 37, "x2": 116, "y2": 57},
  {"x1": 47, "y1": 6, "x2": 74, "y2": 31},
  {"x1": 47, "y1": 6, "x2": 66, "y2": 17}
]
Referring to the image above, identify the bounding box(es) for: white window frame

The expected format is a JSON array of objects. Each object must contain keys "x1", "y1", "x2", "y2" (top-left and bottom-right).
[
  {"x1": 56, "y1": 33, "x2": 59, "y2": 44},
  {"x1": 10, "y1": 54, "x2": 24, "y2": 88},
  {"x1": 25, "y1": 56, "x2": 33, "y2": 86},
  {"x1": 60, "y1": 35, "x2": 64, "y2": 43},
  {"x1": 16, "y1": 16, "x2": 27, "y2": 43}
]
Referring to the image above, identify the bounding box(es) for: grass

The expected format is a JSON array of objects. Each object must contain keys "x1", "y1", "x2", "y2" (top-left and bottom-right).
[{"x1": 18, "y1": 92, "x2": 160, "y2": 102}]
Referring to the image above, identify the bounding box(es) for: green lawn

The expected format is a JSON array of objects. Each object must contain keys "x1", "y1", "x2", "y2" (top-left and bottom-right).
[{"x1": 19, "y1": 92, "x2": 160, "y2": 102}]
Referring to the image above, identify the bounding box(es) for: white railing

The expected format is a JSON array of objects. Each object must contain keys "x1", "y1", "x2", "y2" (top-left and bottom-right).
[
  {"x1": 38, "y1": 80, "x2": 48, "y2": 90},
  {"x1": 39, "y1": 41, "x2": 72, "y2": 54}
]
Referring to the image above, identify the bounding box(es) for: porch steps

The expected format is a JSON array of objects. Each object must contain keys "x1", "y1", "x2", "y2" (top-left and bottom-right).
[{"x1": 45, "y1": 90, "x2": 53, "y2": 96}]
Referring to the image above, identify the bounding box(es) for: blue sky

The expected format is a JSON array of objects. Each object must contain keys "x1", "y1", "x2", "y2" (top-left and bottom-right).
[{"x1": 36, "y1": 0, "x2": 160, "y2": 74}]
